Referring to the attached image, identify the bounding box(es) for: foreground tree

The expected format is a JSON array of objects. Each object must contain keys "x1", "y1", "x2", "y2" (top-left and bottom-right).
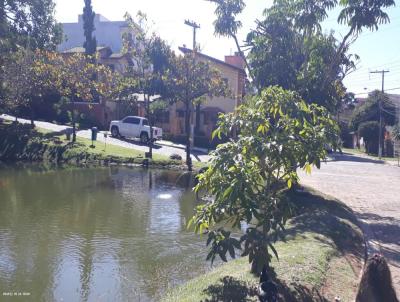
[
  {"x1": 189, "y1": 86, "x2": 340, "y2": 274},
  {"x1": 165, "y1": 54, "x2": 228, "y2": 171}
]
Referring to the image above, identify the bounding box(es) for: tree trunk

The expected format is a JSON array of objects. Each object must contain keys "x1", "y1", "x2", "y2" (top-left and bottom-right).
[
  {"x1": 195, "y1": 103, "x2": 201, "y2": 135},
  {"x1": 146, "y1": 93, "x2": 153, "y2": 159},
  {"x1": 30, "y1": 102, "x2": 35, "y2": 128},
  {"x1": 232, "y1": 34, "x2": 255, "y2": 84},
  {"x1": 0, "y1": 0, "x2": 5, "y2": 38},
  {"x1": 72, "y1": 98, "x2": 76, "y2": 143},
  {"x1": 0, "y1": 0, "x2": 6, "y2": 90},
  {"x1": 185, "y1": 101, "x2": 192, "y2": 171},
  {"x1": 323, "y1": 26, "x2": 355, "y2": 89}
]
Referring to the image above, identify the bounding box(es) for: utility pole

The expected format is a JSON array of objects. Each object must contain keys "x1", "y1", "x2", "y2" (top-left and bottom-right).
[
  {"x1": 184, "y1": 19, "x2": 201, "y2": 156},
  {"x1": 184, "y1": 19, "x2": 200, "y2": 51},
  {"x1": 370, "y1": 70, "x2": 390, "y2": 158}
]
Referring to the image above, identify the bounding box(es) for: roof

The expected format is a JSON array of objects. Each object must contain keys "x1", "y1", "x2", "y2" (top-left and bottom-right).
[
  {"x1": 62, "y1": 46, "x2": 109, "y2": 54},
  {"x1": 62, "y1": 47, "x2": 128, "y2": 61},
  {"x1": 179, "y1": 47, "x2": 246, "y2": 74},
  {"x1": 129, "y1": 94, "x2": 161, "y2": 103},
  {"x1": 109, "y1": 53, "x2": 126, "y2": 59}
]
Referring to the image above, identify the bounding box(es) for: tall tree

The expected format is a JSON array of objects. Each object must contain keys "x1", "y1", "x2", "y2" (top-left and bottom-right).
[
  {"x1": 207, "y1": 0, "x2": 253, "y2": 83},
  {"x1": 0, "y1": 0, "x2": 62, "y2": 103},
  {"x1": 83, "y1": 0, "x2": 97, "y2": 56},
  {"x1": 245, "y1": 2, "x2": 357, "y2": 113},
  {"x1": 0, "y1": 0, "x2": 62, "y2": 52},
  {"x1": 53, "y1": 53, "x2": 117, "y2": 142},
  {"x1": 349, "y1": 90, "x2": 396, "y2": 154},
  {"x1": 164, "y1": 53, "x2": 229, "y2": 171},
  {"x1": 207, "y1": 0, "x2": 395, "y2": 109},
  {"x1": 122, "y1": 11, "x2": 174, "y2": 159},
  {"x1": 3, "y1": 49, "x2": 59, "y2": 126}
]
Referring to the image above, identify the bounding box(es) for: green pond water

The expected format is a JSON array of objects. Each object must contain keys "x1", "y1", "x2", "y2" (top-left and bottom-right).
[{"x1": 0, "y1": 165, "x2": 210, "y2": 301}]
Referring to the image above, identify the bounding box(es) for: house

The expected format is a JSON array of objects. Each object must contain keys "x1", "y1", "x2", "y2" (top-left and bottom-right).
[
  {"x1": 61, "y1": 46, "x2": 134, "y2": 128},
  {"x1": 150, "y1": 47, "x2": 246, "y2": 146},
  {"x1": 58, "y1": 14, "x2": 129, "y2": 53}
]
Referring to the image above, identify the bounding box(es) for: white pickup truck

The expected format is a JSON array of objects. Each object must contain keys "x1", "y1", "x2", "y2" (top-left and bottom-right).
[{"x1": 109, "y1": 116, "x2": 163, "y2": 143}]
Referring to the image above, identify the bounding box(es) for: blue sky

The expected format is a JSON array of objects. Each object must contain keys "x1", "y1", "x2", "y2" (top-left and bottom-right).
[{"x1": 54, "y1": 0, "x2": 400, "y2": 97}]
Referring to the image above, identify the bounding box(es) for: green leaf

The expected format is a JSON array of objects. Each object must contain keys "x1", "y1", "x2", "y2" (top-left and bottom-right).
[
  {"x1": 223, "y1": 186, "x2": 233, "y2": 199},
  {"x1": 187, "y1": 217, "x2": 195, "y2": 230},
  {"x1": 287, "y1": 179, "x2": 292, "y2": 189},
  {"x1": 228, "y1": 245, "x2": 235, "y2": 259},
  {"x1": 269, "y1": 243, "x2": 279, "y2": 261},
  {"x1": 305, "y1": 163, "x2": 312, "y2": 175},
  {"x1": 211, "y1": 129, "x2": 219, "y2": 140}
]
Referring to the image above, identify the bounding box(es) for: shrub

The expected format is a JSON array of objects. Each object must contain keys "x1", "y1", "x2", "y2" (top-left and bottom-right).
[
  {"x1": 358, "y1": 121, "x2": 379, "y2": 154},
  {"x1": 189, "y1": 86, "x2": 340, "y2": 275}
]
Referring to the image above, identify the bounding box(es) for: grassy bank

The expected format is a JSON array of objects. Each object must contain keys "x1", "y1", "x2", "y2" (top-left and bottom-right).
[
  {"x1": 163, "y1": 189, "x2": 365, "y2": 302},
  {"x1": 0, "y1": 122, "x2": 184, "y2": 169}
]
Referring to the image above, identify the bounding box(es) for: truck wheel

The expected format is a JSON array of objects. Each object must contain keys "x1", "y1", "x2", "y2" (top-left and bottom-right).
[
  {"x1": 111, "y1": 126, "x2": 120, "y2": 138},
  {"x1": 140, "y1": 132, "x2": 149, "y2": 144}
]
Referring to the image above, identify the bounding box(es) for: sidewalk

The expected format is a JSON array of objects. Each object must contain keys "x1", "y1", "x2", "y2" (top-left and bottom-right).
[
  {"x1": 300, "y1": 153, "x2": 400, "y2": 298},
  {"x1": 157, "y1": 139, "x2": 209, "y2": 154}
]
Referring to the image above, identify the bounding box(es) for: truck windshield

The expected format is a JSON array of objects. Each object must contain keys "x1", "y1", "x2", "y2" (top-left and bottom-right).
[{"x1": 142, "y1": 119, "x2": 149, "y2": 126}]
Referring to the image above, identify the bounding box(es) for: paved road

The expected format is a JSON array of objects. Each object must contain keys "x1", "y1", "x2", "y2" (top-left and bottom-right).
[
  {"x1": 300, "y1": 153, "x2": 400, "y2": 297},
  {"x1": 0, "y1": 114, "x2": 210, "y2": 162}
]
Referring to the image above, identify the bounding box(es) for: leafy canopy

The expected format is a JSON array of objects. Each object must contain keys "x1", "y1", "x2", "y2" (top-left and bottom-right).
[
  {"x1": 83, "y1": 0, "x2": 97, "y2": 56},
  {"x1": 190, "y1": 86, "x2": 340, "y2": 274},
  {"x1": 349, "y1": 90, "x2": 396, "y2": 131}
]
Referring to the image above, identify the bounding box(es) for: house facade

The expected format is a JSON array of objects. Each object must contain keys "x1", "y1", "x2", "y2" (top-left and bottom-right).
[
  {"x1": 58, "y1": 14, "x2": 128, "y2": 53},
  {"x1": 150, "y1": 47, "x2": 246, "y2": 146}
]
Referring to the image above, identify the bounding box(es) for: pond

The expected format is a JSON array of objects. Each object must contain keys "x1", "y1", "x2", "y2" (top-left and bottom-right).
[{"x1": 0, "y1": 165, "x2": 211, "y2": 301}]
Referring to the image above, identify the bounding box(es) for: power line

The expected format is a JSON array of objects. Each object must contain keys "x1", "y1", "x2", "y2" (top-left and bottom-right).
[{"x1": 354, "y1": 87, "x2": 400, "y2": 95}]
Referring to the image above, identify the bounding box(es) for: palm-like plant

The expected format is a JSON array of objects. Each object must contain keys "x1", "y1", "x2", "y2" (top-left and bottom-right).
[{"x1": 207, "y1": 0, "x2": 253, "y2": 82}]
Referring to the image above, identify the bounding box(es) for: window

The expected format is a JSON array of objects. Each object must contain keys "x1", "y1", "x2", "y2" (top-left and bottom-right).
[
  {"x1": 204, "y1": 112, "x2": 218, "y2": 125},
  {"x1": 155, "y1": 110, "x2": 170, "y2": 123},
  {"x1": 177, "y1": 110, "x2": 185, "y2": 118},
  {"x1": 142, "y1": 119, "x2": 149, "y2": 126},
  {"x1": 123, "y1": 117, "x2": 140, "y2": 124}
]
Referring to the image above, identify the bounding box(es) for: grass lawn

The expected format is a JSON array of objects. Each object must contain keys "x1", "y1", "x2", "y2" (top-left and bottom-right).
[
  {"x1": 163, "y1": 189, "x2": 365, "y2": 302},
  {"x1": 0, "y1": 122, "x2": 182, "y2": 167},
  {"x1": 36, "y1": 126, "x2": 170, "y2": 161}
]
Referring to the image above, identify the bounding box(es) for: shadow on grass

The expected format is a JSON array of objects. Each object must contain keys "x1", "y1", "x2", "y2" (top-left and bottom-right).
[
  {"x1": 199, "y1": 190, "x2": 365, "y2": 302},
  {"x1": 201, "y1": 276, "x2": 257, "y2": 302},
  {"x1": 201, "y1": 276, "x2": 329, "y2": 302},
  {"x1": 286, "y1": 189, "x2": 365, "y2": 262}
]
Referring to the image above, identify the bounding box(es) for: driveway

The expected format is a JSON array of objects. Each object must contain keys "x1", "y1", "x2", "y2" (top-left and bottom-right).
[
  {"x1": 0, "y1": 114, "x2": 210, "y2": 162},
  {"x1": 300, "y1": 153, "x2": 400, "y2": 297}
]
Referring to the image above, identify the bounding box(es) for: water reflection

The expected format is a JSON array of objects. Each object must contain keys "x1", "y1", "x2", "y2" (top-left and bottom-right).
[{"x1": 0, "y1": 165, "x2": 208, "y2": 301}]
